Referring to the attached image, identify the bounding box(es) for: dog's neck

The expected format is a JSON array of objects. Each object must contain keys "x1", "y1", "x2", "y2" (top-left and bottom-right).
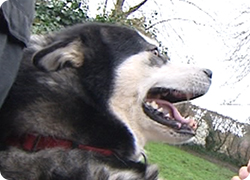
[
  {"x1": 6, "y1": 133, "x2": 147, "y2": 163},
  {"x1": 6, "y1": 134, "x2": 114, "y2": 156},
  {"x1": 109, "y1": 100, "x2": 147, "y2": 160}
]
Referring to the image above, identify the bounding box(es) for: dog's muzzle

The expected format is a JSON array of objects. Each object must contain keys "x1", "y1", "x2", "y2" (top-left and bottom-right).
[{"x1": 142, "y1": 88, "x2": 204, "y2": 135}]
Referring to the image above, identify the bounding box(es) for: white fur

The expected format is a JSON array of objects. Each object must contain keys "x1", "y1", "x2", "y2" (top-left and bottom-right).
[{"x1": 0, "y1": 172, "x2": 7, "y2": 180}]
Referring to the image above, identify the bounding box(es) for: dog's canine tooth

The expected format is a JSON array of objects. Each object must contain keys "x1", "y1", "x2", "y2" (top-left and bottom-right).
[
  {"x1": 150, "y1": 101, "x2": 158, "y2": 109},
  {"x1": 157, "y1": 107, "x2": 163, "y2": 112}
]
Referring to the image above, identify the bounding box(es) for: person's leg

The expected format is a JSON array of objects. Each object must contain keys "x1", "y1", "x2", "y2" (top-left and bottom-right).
[
  {"x1": 0, "y1": 0, "x2": 35, "y2": 107},
  {"x1": 0, "y1": 33, "x2": 23, "y2": 107}
]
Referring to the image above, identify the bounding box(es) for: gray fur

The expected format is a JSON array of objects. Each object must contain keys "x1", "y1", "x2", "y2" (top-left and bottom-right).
[{"x1": 0, "y1": 148, "x2": 159, "y2": 180}]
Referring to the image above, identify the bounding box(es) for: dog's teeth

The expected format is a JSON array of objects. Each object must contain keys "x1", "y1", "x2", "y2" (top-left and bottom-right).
[
  {"x1": 158, "y1": 107, "x2": 163, "y2": 112},
  {"x1": 150, "y1": 101, "x2": 158, "y2": 109},
  {"x1": 164, "y1": 114, "x2": 170, "y2": 117},
  {"x1": 145, "y1": 101, "x2": 161, "y2": 111}
]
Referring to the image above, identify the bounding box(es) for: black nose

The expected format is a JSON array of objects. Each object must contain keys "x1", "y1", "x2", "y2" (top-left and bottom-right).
[{"x1": 203, "y1": 69, "x2": 212, "y2": 78}]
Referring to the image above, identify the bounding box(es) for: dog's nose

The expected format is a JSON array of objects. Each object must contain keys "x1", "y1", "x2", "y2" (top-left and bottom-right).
[{"x1": 203, "y1": 69, "x2": 212, "y2": 78}]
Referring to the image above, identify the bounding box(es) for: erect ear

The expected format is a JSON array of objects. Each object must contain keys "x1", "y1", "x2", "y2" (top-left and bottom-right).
[{"x1": 32, "y1": 39, "x2": 84, "y2": 71}]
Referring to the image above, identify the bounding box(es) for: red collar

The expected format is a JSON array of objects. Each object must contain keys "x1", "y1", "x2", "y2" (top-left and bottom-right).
[{"x1": 6, "y1": 134, "x2": 113, "y2": 156}]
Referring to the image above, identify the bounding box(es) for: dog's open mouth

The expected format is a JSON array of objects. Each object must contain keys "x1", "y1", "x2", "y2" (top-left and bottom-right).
[{"x1": 143, "y1": 87, "x2": 203, "y2": 136}]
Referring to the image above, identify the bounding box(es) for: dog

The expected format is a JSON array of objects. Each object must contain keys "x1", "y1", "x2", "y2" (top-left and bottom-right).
[{"x1": 0, "y1": 22, "x2": 212, "y2": 180}]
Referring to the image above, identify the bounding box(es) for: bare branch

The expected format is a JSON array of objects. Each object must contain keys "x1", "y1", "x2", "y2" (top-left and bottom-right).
[
  {"x1": 145, "y1": 18, "x2": 207, "y2": 30},
  {"x1": 180, "y1": 0, "x2": 216, "y2": 21},
  {"x1": 103, "y1": 0, "x2": 109, "y2": 15},
  {"x1": 111, "y1": 0, "x2": 125, "y2": 16},
  {"x1": 114, "y1": 0, "x2": 125, "y2": 11},
  {"x1": 124, "y1": 0, "x2": 148, "y2": 17}
]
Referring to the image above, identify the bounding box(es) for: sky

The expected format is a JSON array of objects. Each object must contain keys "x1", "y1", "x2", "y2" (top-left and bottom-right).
[
  {"x1": 0, "y1": 0, "x2": 6, "y2": 6},
  {"x1": 88, "y1": 0, "x2": 250, "y2": 123}
]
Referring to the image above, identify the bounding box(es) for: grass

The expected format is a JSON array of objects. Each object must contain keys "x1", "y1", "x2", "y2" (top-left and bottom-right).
[{"x1": 145, "y1": 143, "x2": 236, "y2": 180}]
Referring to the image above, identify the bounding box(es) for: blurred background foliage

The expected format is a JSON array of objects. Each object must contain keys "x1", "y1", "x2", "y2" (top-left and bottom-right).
[
  {"x1": 33, "y1": 0, "x2": 149, "y2": 35},
  {"x1": 33, "y1": 0, "x2": 89, "y2": 33}
]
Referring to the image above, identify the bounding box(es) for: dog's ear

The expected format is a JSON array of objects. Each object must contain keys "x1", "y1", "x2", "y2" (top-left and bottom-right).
[{"x1": 32, "y1": 39, "x2": 84, "y2": 71}]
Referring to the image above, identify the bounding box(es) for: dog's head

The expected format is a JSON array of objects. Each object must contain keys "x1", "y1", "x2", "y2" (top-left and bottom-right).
[{"x1": 31, "y1": 23, "x2": 211, "y2": 151}]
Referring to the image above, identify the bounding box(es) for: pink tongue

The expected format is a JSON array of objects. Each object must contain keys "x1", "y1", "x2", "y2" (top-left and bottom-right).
[{"x1": 148, "y1": 99, "x2": 191, "y2": 124}]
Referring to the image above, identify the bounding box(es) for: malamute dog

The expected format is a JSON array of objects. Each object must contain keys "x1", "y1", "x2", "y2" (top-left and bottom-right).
[{"x1": 0, "y1": 23, "x2": 212, "y2": 180}]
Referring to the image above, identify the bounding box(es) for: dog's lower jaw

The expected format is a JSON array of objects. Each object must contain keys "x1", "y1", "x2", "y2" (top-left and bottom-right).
[
  {"x1": 139, "y1": 113, "x2": 195, "y2": 144},
  {"x1": 108, "y1": 98, "x2": 194, "y2": 159}
]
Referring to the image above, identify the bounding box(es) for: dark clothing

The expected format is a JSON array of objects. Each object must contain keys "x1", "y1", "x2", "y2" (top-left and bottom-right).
[{"x1": 0, "y1": 0, "x2": 35, "y2": 107}]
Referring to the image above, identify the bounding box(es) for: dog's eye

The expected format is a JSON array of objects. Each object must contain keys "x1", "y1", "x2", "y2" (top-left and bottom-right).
[{"x1": 152, "y1": 49, "x2": 159, "y2": 56}]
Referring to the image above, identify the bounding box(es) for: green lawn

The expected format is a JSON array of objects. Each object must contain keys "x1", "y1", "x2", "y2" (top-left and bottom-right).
[{"x1": 145, "y1": 143, "x2": 236, "y2": 180}]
